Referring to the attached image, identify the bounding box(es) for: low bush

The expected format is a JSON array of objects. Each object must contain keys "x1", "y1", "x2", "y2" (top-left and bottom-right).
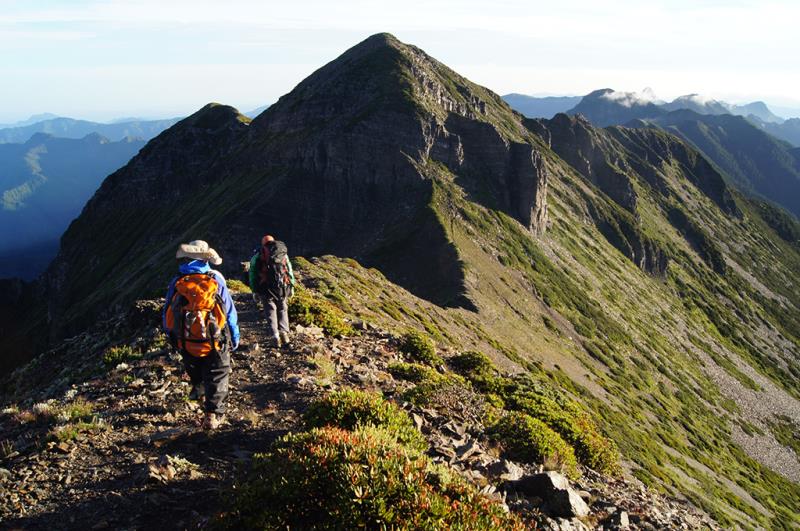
[
  {"x1": 449, "y1": 351, "x2": 509, "y2": 395},
  {"x1": 450, "y1": 351, "x2": 494, "y2": 375},
  {"x1": 507, "y1": 391, "x2": 620, "y2": 475},
  {"x1": 387, "y1": 362, "x2": 442, "y2": 384},
  {"x1": 288, "y1": 287, "x2": 354, "y2": 337},
  {"x1": 487, "y1": 412, "x2": 579, "y2": 479},
  {"x1": 303, "y1": 389, "x2": 426, "y2": 451},
  {"x1": 57, "y1": 399, "x2": 94, "y2": 423},
  {"x1": 221, "y1": 426, "x2": 524, "y2": 530},
  {"x1": 403, "y1": 373, "x2": 487, "y2": 424},
  {"x1": 399, "y1": 330, "x2": 442, "y2": 366},
  {"x1": 102, "y1": 345, "x2": 141, "y2": 367},
  {"x1": 49, "y1": 419, "x2": 106, "y2": 442},
  {"x1": 226, "y1": 279, "x2": 251, "y2": 293}
]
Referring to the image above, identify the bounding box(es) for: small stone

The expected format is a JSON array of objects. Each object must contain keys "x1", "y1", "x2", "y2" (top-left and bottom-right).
[
  {"x1": 456, "y1": 439, "x2": 482, "y2": 461},
  {"x1": 411, "y1": 413, "x2": 424, "y2": 430},
  {"x1": 607, "y1": 510, "x2": 630, "y2": 529},
  {"x1": 0, "y1": 468, "x2": 12, "y2": 481},
  {"x1": 55, "y1": 442, "x2": 72, "y2": 454}
]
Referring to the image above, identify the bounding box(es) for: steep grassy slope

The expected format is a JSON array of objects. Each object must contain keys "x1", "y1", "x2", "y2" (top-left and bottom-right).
[
  {"x1": 640, "y1": 110, "x2": 800, "y2": 218},
  {"x1": 291, "y1": 149, "x2": 800, "y2": 528},
  {"x1": 3, "y1": 33, "x2": 799, "y2": 528}
]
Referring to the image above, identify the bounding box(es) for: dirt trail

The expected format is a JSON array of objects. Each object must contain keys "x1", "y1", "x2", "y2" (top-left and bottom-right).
[{"x1": 0, "y1": 294, "x2": 335, "y2": 530}]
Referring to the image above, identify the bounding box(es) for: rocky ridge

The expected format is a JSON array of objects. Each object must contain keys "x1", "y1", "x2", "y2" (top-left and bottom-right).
[{"x1": 0, "y1": 288, "x2": 715, "y2": 530}]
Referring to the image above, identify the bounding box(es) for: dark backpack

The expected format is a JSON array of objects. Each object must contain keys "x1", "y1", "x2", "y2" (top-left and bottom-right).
[{"x1": 259, "y1": 240, "x2": 290, "y2": 298}]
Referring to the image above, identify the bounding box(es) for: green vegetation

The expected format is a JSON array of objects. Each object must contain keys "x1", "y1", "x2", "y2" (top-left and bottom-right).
[
  {"x1": 403, "y1": 373, "x2": 470, "y2": 406},
  {"x1": 49, "y1": 419, "x2": 106, "y2": 442},
  {"x1": 102, "y1": 345, "x2": 141, "y2": 367},
  {"x1": 58, "y1": 398, "x2": 94, "y2": 422},
  {"x1": 226, "y1": 279, "x2": 251, "y2": 293},
  {"x1": 387, "y1": 361, "x2": 442, "y2": 384},
  {"x1": 221, "y1": 426, "x2": 524, "y2": 530},
  {"x1": 303, "y1": 388, "x2": 426, "y2": 451},
  {"x1": 288, "y1": 286, "x2": 354, "y2": 337},
  {"x1": 768, "y1": 415, "x2": 800, "y2": 455},
  {"x1": 506, "y1": 385, "x2": 621, "y2": 475},
  {"x1": 753, "y1": 199, "x2": 800, "y2": 245},
  {"x1": 307, "y1": 353, "x2": 336, "y2": 385},
  {"x1": 488, "y1": 412, "x2": 579, "y2": 479},
  {"x1": 450, "y1": 350, "x2": 494, "y2": 374},
  {"x1": 399, "y1": 330, "x2": 443, "y2": 366}
]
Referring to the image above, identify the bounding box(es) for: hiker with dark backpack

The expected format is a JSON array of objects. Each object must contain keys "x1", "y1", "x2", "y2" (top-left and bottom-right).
[
  {"x1": 162, "y1": 240, "x2": 240, "y2": 430},
  {"x1": 249, "y1": 235, "x2": 295, "y2": 348}
]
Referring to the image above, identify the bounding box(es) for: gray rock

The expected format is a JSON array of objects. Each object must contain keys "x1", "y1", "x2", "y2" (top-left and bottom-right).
[
  {"x1": 547, "y1": 488, "x2": 590, "y2": 518},
  {"x1": 486, "y1": 459, "x2": 524, "y2": 482},
  {"x1": 607, "y1": 510, "x2": 630, "y2": 529},
  {"x1": 514, "y1": 471, "x2": 570, "y2": 497}
]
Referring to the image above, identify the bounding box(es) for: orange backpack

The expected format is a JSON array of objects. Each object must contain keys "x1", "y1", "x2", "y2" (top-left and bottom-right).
[{"x1": 164, "y1": 273, "x2": 228, "y2": 357}]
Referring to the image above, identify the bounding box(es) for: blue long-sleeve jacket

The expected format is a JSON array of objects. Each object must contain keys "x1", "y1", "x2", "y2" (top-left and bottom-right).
[{"x1": 162, "y1": 260, "x2": 240, "y2": 346}]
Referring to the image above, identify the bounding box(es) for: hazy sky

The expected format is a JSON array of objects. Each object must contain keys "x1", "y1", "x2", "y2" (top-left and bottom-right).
[{"x1": 2, "y1": 0, "x2": 798, "y2": 122}]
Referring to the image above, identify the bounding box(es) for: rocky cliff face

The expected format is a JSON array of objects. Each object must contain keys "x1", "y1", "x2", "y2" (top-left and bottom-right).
[{"x1": 544, "y1": 113, "x2": 637, "y2": 214}]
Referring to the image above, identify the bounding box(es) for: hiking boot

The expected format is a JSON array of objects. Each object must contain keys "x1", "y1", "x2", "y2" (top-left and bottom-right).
[
  {"x1": 188, "y1": 384, "x2": 204, "y2": 401},
  {"x1": 268, "y1": 335, "x2": 281, "y2": 349},
  {"x1": 202, "y1": 412, "x2": 224, "y2": 430},
  {"x1": 279, "y1": 331, "x2": 291, "y2": 347}
]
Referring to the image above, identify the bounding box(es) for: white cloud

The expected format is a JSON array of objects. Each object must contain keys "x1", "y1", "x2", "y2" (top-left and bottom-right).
[{"x1": 0, "y1": 0, "x2": 798, "y2": 120}]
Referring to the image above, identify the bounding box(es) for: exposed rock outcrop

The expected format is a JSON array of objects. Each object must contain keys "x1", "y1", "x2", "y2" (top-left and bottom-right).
[{"x1": 545, "y1": 113, "x2": 638, "y2": 214}]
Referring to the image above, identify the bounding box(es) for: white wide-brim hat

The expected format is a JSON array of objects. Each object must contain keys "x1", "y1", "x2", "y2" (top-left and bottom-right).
[{"x1": 176, "y1": 240, "x2": 222, "y2": 265}]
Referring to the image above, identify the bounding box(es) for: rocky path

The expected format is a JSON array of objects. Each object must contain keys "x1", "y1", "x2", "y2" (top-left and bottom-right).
[
  {"x1": 0, "y1": 294, "x2": 331, "y2": 529},
  {"x1": 1, "y1": 294, "x2": 717, "y2": 530}
]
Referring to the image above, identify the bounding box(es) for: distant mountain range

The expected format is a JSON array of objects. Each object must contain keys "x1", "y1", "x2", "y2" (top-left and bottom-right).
[
  {"x1": 500, "y1": 94, "x2": 581, "y2": 119},
  {"x1": 505, "y1": 90, "x2": 800, "y2": 148},
  {"x1": 0, "y1": 133, "x2": 145, "y2": 279},
  {"x1": 505, "y1": 89, "x2": 800, "y2": 218},
  {"x1": 0, "y1": 116, "x2": 181, "y2": 144}
]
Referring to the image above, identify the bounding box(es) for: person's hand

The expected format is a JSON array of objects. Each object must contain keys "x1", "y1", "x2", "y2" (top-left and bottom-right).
[{"x1": 289, "y1": 285, "x2": 295, "y2": 299}]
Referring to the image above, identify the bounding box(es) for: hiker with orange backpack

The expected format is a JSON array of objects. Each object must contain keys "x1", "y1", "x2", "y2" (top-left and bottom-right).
[
  {"x1": 162, "y1": 240, "x2": 240, "y2": 430},
  {"x1": 249, "y1": 235, "x2": 295, "y2": 348}
]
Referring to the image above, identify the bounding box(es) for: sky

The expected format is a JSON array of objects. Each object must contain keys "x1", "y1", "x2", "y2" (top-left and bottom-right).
[{"x1": 1, "y1": 0, "x2": 799, "y2": 123}]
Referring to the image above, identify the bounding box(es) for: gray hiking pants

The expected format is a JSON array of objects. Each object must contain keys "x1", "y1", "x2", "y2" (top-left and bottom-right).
[
  {"x1": 260, "y1": 294, "x2": 289, "y2": 339},
  {"x1": 181, "y1": 349, "x2": 230, "y2": 414}
]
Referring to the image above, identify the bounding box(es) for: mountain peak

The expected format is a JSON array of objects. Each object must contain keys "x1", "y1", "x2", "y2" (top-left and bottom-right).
[
  {"x1": 358, "y1": 32, "x2": 402, "y2": 48},
  {"x1": 183, "y1": 103, "x2": 250, "y2": 130}
]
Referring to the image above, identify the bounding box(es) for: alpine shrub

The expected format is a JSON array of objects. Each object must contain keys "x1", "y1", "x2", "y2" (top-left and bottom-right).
[
  {"x1": 449, "y1": 350, "x2": 508, "y2": 395},
  {"x1": 399, "y1": 330, "x2": 442, "y2": 366},
  {"x1": 221, "y1": 426, "x2": 525, "y2": 530},
  {"x1": 508, "y1": 391, "x2": 620, "y2": 475},
  {"x1": 288, "y1": 287, "x2": 354, "y2": 337},
  {"x1": 450, "y1": 350, "x2": 494, "y2": 375},
  {"x1": 488, "y1": 411, "x2": 579, "y2": 479},
  {"x1": 387, "y1": 362, "x2": 442, "y2": 384},
  {"x1": 226, "y1": 279, "x2": 251, "y2": 293},
  {"x1": 303, "y1": 389, "x2": 426, "y2": 451},
  {"x1": 102, "y1": 345, "x2": 141, "y2": 367}
]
